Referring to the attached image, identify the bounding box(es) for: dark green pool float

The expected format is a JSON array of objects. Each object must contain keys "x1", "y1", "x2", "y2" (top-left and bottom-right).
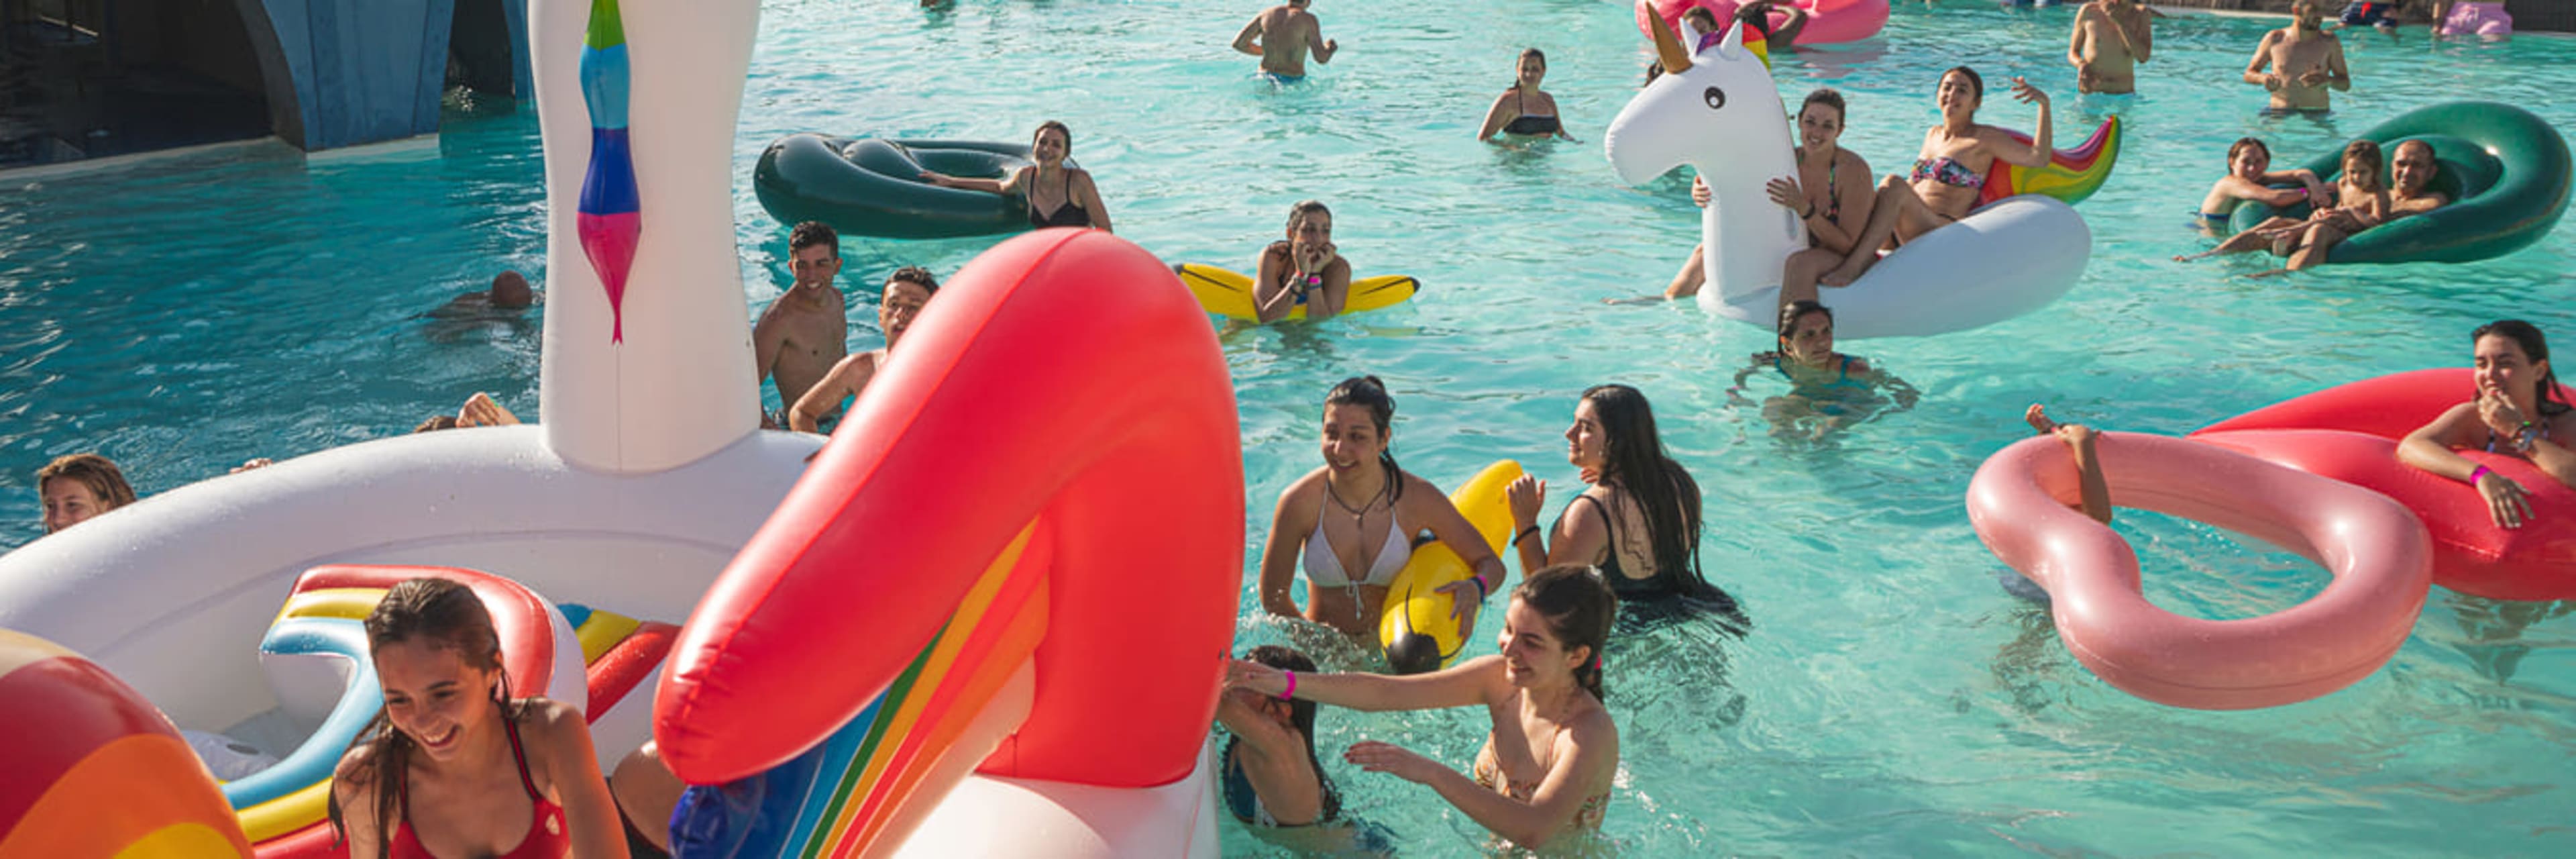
[
  {"x1": 2229, "y1": 101, "x2": 2571, "y2": 264},
  {"x1": 754, "y1": 134, "x2": 1073, "y2": 239}
]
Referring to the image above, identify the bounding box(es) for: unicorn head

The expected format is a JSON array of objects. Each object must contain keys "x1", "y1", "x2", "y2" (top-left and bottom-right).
[{"x1": 1604, "y1": 14, "x2": 1805, "y2": 307}]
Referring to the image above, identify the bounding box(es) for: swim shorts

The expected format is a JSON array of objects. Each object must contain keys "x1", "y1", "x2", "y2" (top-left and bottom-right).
[{"x1": 2340, "y1": 2, "x2": 2394, "y2": 28}]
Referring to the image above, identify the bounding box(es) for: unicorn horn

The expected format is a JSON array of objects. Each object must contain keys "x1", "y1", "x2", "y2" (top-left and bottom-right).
[{"x1": 1646, "y1": 3, "x2": 1692, "y2": 75}]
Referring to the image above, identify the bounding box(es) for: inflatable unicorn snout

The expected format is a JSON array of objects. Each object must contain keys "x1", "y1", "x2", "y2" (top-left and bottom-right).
[{"x1": 1605, "y1": 16, "x2": 1806, "y2": 305}]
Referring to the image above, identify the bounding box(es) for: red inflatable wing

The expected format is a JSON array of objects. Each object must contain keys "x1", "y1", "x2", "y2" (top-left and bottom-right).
[
  {"x1": 2194, "y1": 369, "x2": 2576, "y2": 600},
  {"x1": 654, "y1": 230, "x2": 1243, "y2": 794}
]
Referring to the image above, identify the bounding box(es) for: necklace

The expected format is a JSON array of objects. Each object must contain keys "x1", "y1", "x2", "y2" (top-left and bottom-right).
[{"x1": 1324, "y1": 471, "x2": 1388, "y2": 524}]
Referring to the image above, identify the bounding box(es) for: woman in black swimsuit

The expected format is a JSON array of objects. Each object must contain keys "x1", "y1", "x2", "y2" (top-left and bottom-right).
[
  {"x1": 920, "y1": 120, "x2": 1114, "y2": 233},
  {"x1": 1656, "y1": 89, "x2": 1871, "y2": 304},
  {"x1": 1504, "y1": 385, "x2": 1746, "y2": 625},
  {"x1": 1477, "y1": 48, "x2": 1578, "y2": 144},
  {"x1": 2401, "y1": 320, "x2": 2576, "y2": 529}
]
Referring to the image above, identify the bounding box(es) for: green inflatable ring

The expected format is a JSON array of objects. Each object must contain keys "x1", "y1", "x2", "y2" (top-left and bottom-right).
[
  {"x1": 2229, "y1": 101, "x2": 2571, "y2": 265},
  {"x1": 754, "y1": 134, "x2": 1075, "y2": 239}
]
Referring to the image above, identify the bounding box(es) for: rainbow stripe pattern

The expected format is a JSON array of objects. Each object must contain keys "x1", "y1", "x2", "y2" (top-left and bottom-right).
[
  {"x1": 578, "y1": 0, "x2": 641, "y2": 343},
  {"x1": 676, "y1": 525, "x2": 1051, "y2": 858},
  {"x1": 1980, "y1": 115, "x2": 2121, "y2": 207},
  {"x1": 0, "y1": 629, "x2": 253, "y2": 859}
]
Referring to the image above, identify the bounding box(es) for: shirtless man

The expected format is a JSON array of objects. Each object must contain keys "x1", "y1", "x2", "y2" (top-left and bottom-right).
[
  {"x1": 788, "y1": 266, "x2": 937, "y2": 434},
  {"x1": 2068, "y1": 0, "x2": 2152, "y2": 95},
  {"x1": 753, "y1": 221, "x2": 849, "y2": 427},
  {"x1": 1231, "y1": 0, "x2": 1337, "y2": 81},
  {"x1": 2257, "y1": 138, "x2": 2447, "y2": 276},
  {"x1": 2243, "y1": 1, "x2": 2351, "y2": 115}
]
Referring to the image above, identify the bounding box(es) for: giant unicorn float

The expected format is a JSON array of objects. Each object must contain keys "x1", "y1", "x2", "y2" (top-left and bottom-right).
[
  {"x1": 1606, "y1": 17, "x2": 2117, "y2": 338},
  {"x1": 0, "y1": 0, "x2": 1232, "y2": 856}
]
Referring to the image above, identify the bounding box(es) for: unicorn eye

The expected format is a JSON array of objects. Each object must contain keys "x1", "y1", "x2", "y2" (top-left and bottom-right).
[{"x1": 1703, "y1": 87, "x2": 1727, "y2": 110}]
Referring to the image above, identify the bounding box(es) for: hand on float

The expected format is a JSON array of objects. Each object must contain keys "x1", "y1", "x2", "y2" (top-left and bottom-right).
[
  {"x1": 1507, "y1": 474, "x2": 1546, "y2": 530},
  {"x1": 1765, "y1": 177, "x2": 1807, "y2": 213},
  {"x1": 918, "y1": 170, "x2": 954, "y2": 187},
  {"x1": 1434, "y1": 580, "x2": 1483, "y2": 627},
  {"x1": 230, "y1": 458, "x2": 274, "y2": 474},
  {"x1": 1690, "y1": 176, "x2": 1713, "y2": 209},
  {"x1": 2475, "y1": 470, "x2": 2534, "y2": 529},
  {"x1": 458, "y1": 392, "x2": 520, "y2": 427},
  {"x1": 1344, "y1": 740, "x2": 1440, "y2": 783},
  {"x1": 1224, "y1": 657, "x2": 1291, "y2": 697}
]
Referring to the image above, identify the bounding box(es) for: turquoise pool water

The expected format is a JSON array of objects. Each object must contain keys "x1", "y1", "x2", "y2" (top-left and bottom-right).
[{"x1": 6, "y1": 1, "x2": 2576, "y2": 854}]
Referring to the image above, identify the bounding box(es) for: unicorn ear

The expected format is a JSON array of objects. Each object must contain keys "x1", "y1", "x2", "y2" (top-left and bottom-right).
[{"x1": 1717, "y1": 19, "x2": 1746, "y2": 59}]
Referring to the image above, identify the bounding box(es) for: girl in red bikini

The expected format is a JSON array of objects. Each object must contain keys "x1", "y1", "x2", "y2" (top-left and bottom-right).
[{"x1": 329, "y1": 578, "x2": 631, "y2": 858}]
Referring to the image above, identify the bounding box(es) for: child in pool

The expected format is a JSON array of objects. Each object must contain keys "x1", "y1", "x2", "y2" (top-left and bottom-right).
[
  {"x1": 2192, "y1": 137, "x2": 2332, "y2": 231},
  {"x1": 2177, "y1": 139, "x2": 2389, "y2": 263},
  {"x1": 1728, "y1": 301, "x2": 1919, "y2": 440}
]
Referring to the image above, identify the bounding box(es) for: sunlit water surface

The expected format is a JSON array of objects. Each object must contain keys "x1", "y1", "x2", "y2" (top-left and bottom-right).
[{"x1": 5, "y1": 1, "x2": 2575, "y2": 854}]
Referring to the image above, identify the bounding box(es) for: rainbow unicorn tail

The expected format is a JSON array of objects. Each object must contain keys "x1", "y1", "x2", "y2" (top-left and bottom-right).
[
  {"x1": 0, "y1": 629, "x2": 254, "y2": 858},
  {"x1": 1980, "y1": 115, "x2": 2120, "y2": 207}
]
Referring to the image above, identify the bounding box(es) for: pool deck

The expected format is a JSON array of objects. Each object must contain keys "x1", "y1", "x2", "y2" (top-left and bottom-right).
[{"x1": 2147, "y1": 1, "x2": 2570, "y2": 34}]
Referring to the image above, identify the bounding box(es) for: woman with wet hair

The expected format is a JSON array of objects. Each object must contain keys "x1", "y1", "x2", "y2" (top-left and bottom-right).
[
  {"x1": 1251, "y1": 200, "x2": 1352, "y2": 322},
  {"x1": 1227, "y1": 564, "x2": 1621, "y2": 850},
  {"x1": 1507, "y1": 385, "x2": 1745, "y2": 621},
  {"x1": 920, "y1": 119, "x2": 1114, "y2": 233},
  {"x1": 329, "y1": 577, "x2": 629, "y2": 858},
  {"x1": 1258, "y1": 376, "x2": 1510, "y2": 644}
]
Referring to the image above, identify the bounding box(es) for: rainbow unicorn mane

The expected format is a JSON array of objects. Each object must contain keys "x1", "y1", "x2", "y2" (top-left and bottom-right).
[{"x1": 1981, "y1": 115, "x2": 2121, "y2": 207}]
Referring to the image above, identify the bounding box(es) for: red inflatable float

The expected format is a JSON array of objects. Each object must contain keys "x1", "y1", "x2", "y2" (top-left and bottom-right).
[
  {"x1": 655, "y1": 229, "x2": 1240, "y2": 854},
  {"x1": 2194, "y1": 368, "x2": 2576, "y2": 601}
]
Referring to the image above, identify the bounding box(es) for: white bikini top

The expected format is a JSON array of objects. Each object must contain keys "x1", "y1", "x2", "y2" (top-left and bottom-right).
[{"x1": 1302, "y1": 510, "x2": 1409, "y2": 589}]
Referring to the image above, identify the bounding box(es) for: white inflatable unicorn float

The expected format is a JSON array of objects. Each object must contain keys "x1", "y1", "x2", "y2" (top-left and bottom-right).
[
  {"x1": 1605, "y1": 15, "x2": 2115, "y2": 338},
  {"x1": 0, "y1": 1, "x2": 1230, "y2": 856}
]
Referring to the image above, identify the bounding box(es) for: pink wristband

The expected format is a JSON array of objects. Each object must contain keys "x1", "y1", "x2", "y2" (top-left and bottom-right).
[
  {"x1": 2470, "y1": 465, "x2": 2493, "y2": 486},
  {"x1": 1280, "y1": 670, "x2": 1297, "y2": 701}
]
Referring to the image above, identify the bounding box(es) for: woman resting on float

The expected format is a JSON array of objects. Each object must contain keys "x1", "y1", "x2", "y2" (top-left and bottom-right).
[
  {"x1": 1258, "y1": 376, "x2": 1510, "y2": 646},
  {"x1": 1477, "y1": 48, "x2": 1580, "y2": 144},
  {"x1": 1662, "y1": 89, "x2": 1874, "y2": 302},
  {"x1": 1250, "y1": 200, "x2": 1354, "y2": 323},
  {"x1": 2399, "y1": 319, "x2": 2576, "y2": 529},
  {"x1": 1728, "y1": 302, "x2": 1919, "y2": 439},
  {"x1": 1505, "y1": 384, "x2": 1748, "y2": 625},
  {"x1": 1228, "y1": 564, "x2": 1620, "y2": 851},
  {"x1": 919, "y1": 120, "x2": 1114, "y2": 233},
  {"x1": 1790, "y1": 66, "x2": 2054, "y2": 303},
  {"x1": 329, "y1": 578, "x2": 631, "y2": 859}
]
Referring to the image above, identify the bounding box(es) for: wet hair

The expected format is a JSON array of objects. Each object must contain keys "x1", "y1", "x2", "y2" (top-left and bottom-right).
[
  {"x1": 1224, "y1": 646, "x2": 1340, "y2": 822},
  {"x1": 886, "y1": 265, "x2": 941, "y2": 295},
  {"x1": 2474, "y1": 319, "x2": 2569, "y2": 417},
  {"x1": 1776, "y1": 300, "x2": 1834, "y2": 348},
  {"x1": 413, "y1": 415, "x2": 462, "y2": 433},
  {"x1": 1800, "y1": 89, "x2": 1847, "y2": 124},
  {"x1": 1323, "y1": 376, "x2": 1405, "y2": 502},
  {"x1": 331, "y1": 578, "x2": 521, "y2": 859},
  {"x1": 2340, "y1": 140, "x2": 2387, "y2": 193},
  {"x1": 1580, "y1": 385, "x2": 1732, "y2": 610},
  {"x1": 36, "y1": 453, "x2": 136, "y2": 513},
  {"x1": 1285, "y1": 199, "x2": 1332, "y2": 233},
  {"x1": 1644, "y1": 60, "x2": 1665, "y2": 86},
  {"x1": 1514, "y1": 48, "x2": 1546, "y2": 87},
  {"x1": 2228, "y1": 137, "x2": 2271, "y2": 164},
  {"x1": 789, "y1": 220, "x2": 840, "y2": 259},
  {"x1": 1517, "y1": 564, "x2": 1619, "y2": 702},
  {"x1": 1941, "y1": 66, "x2": 1984, "y2": 105},
  {"x1": 1032, "y1": 120, "x2": 1072, "y2": 155},
  {"x1": 488, "y1": 270, "x2": 533, "y2": 309}
]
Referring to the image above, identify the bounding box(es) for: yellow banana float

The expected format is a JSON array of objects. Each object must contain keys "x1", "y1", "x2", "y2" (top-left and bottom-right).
[
  {"x1": 1379, "y1": 460, "x2": 1522, "y2": 674},
  {"x1": 1172, "y1": 262, "x2": 1419, "y2": 321}
]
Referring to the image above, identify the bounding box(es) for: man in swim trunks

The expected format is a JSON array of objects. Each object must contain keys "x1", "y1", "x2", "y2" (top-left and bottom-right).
[
  {"x1": 2068, "y1": 0, "x2": 2152, "y2": 95},
  {"x1": 2255, "y1": 138, "x2": 2447, "y2": 276},
  {"x1": 753, "y1": 221, "x2": 847, "y2": 429},
  {"x1": 1232, "y1": 0, "x2": 1337, "y2": 81},
  {"x1": 788, "y1": 266, "x2": 937, "y2": 434},
  {"x1": 2243, "y1": 1, "x2": 2350, "y2": 115}
]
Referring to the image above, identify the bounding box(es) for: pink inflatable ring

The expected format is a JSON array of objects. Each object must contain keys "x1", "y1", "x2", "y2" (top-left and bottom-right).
[{"x1": 1967, "y1": 431, "x2": 2432, "y2": 709}]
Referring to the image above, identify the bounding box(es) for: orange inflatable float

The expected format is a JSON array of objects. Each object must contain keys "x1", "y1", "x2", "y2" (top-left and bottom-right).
[
  {"x1": 2194, "y1": 368, "x2": 2576, "y2": 601},
  {"x1": 0, "y1": 629, "x2": 252, "y2": 859},
  {"x1": 1968, "y1": 432, "x2": 2431, "y2": 709},
  {"x1": 655, "y1": 228, "x2": 1238, "y2": 856}
]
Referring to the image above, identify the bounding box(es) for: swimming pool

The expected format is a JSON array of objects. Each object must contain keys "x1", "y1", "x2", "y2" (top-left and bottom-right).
[{"x1": 5, "y1": 0, "x2": 2575, "y2": 854}]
